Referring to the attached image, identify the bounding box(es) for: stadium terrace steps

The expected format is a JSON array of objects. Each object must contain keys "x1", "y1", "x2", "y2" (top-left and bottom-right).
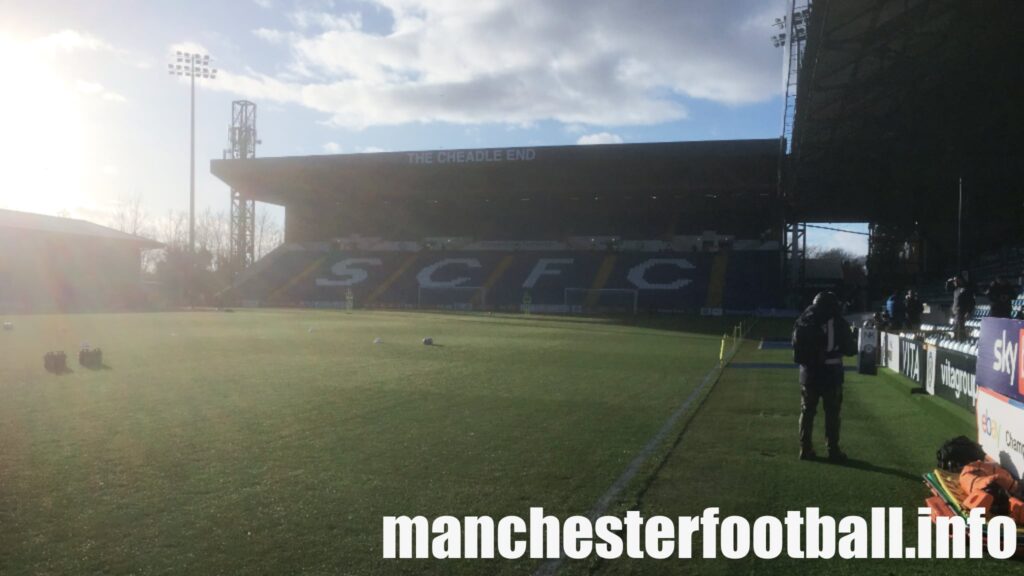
[
  {"x1": 364, "y1": 254, "x2": 419, "y2": 306},
  {"x1": 703, "y1": 251, "x2": 730, "y2": 309},
  {"x1": 231, "y1": 243, "x2": 782, "y2": 312},
  {"x1": 227, "y1": 243, "x2": 302, "y2": 293},
  {"x1": 587, "y1": 255, "x2": 619, "y2": 307},
  {"x1": 269, "y1": 254, "x2": 330, "y2": 303}
]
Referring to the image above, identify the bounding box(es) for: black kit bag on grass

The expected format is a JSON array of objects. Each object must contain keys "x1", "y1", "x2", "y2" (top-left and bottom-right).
[{"x1": 936, "y1": 436, "x2": 986, "y2": 472}]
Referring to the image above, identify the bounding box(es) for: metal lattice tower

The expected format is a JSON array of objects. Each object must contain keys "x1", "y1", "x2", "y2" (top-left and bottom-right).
[
  {"x1": 783, "y1": 221, "x2": 807, "y2": 304},
  {"x1": 778, "y1": 0, "x2": 811, "y2": 157},
  {"x1": 226, "y1": 101, "x2": 258, "y2": 272},
  {"x1": 773, "y1": 0, "x2": 812, "y2": 298}
]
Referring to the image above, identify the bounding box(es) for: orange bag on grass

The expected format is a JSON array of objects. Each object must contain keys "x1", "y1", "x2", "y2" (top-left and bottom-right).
[{"x1": 959, "y1": 461, "x2": 1024, "y2": 523}]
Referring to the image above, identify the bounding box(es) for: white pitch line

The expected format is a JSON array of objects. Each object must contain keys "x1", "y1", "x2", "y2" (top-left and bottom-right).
[{"x1": 532, "y1": 337, "x2": 743, "y2": 576}]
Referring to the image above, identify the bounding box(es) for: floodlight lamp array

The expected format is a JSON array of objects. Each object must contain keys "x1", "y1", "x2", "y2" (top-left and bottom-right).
[{"x1": 167, "y1": 51, "x2": 218, "y2": 79}]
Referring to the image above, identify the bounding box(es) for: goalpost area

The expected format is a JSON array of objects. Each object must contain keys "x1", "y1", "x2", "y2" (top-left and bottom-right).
[
  {"x1": 417, "y1": 286, "x2": 488, "y2": 310},
  {"x1": 564, "y1": 288, "x2": 639, "y2": 315}
]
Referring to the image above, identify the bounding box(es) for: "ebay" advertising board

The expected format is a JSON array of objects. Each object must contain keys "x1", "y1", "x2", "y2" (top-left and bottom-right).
[{"x1": 976, "y1": 387, "x2": 1024, "y2": 479}]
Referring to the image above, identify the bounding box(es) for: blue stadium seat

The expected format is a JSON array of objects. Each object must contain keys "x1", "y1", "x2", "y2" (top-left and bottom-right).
[{"x1": 232, "y1": 244, "x2": 782, "y2": 313}]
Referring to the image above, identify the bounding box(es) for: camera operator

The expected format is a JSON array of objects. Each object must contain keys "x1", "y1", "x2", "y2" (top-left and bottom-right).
[
  {"x1": 792, "y1": 292, "x2": 858, "y2": 462},
  {"x1": 946, "y1": 274, "x2": 975, "y2": 340}
]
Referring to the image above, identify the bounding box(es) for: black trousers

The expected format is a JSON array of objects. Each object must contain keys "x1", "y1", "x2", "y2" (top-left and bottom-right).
[
  {"x1": 952, "y1": 312, "x2": 969, "y2": 341},
  {"x1": 799, "y1": 368, "x2": 843, "y2": 451}
]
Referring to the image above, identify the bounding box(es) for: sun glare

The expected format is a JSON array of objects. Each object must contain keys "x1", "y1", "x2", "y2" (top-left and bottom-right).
[{"x1": 0, "y1": 33, "x2": 89, "y2": 216}]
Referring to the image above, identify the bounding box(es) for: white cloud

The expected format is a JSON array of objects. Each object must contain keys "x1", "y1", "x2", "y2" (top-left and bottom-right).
[
  {"x1": 253, "y1": 28, "x2": 287, "y2": 44},
  {"x1": 229, "y1": 0, "x2": 784, "y2": 129},
  {"x1": 288, "y1": 10, "x2": 362, "y2": 31},
  {"x1": 252, "y1": 0, "x2": 272, "y2": 7},
  {"x1": 34, "y1": 30, "x2": 112, "y2": 53},
  {"x1": 76, "y1": 80, "x2": 127, "y2": 103},
  {"x1": 321, "y1": 143, "x2": 387, "y2": 154},
  {"x1": 169, "y1": 41, "x2": 211, "y2": 57},
  {"x1": 576, "y1": 132, "x2": 623, "y2": 145},
  {"x1": 26, "y1": 29, "x2": 149, "y2": 70}
]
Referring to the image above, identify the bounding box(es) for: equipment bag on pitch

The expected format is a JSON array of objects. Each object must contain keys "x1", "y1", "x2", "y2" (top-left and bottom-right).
[{"x1": 936, "y1": 436, "x2": 986, "y2": 472}]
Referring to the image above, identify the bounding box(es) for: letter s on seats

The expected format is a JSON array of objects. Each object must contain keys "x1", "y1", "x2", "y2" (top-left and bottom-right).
[{"x1": 315, "y1": 258, "x2": 382, "y2": 287}]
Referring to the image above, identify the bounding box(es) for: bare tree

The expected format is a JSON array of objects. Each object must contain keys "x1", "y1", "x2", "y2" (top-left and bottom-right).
[
  {"x1": 809, "y1": 246, "x2": 864, "y2": 264},
  {"x1": 157, "y1": 210, "x2": 189, "y2": 249},
  {"x1": 254, "y1": 205, "x2": 283, "y2": 260},
  {"x1": 111, "y1": 192, "x2": 149, "y2": 237},
  {"x1": 195, "y1": 208, "x2": 231, "y2": 270}
]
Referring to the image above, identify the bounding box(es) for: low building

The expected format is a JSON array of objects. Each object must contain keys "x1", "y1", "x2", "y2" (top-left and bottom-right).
[{"x1": 0, "y1": 209, "x2": 161, "y2": 313}]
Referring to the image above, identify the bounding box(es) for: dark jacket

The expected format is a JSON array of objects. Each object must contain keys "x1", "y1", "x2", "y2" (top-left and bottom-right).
[
  {"x1": 951, "y1": 286, "x2": 976, "y2": 317},
  {"x1": 986, "y1": 280, "x2": 1016, "y2": 319},
  {"x1": 905, "y1": 296, "x2": 924, "y2": 325},
  {"x1": 885, "y1": 295, "x2": 905, "y2": 323},
  {"x1": 794, "y1": 303, "x2": 857, "y2": 386}
]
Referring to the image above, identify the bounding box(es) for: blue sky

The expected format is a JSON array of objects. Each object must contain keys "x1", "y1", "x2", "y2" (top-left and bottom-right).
[{"x1": 0, "y1": 0, "x2": 866, "y2": 254}]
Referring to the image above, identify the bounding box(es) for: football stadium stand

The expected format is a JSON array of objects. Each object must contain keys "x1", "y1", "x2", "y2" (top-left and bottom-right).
[{"x1": 212, "y1": 140, "x2": 785, "y2": 313}]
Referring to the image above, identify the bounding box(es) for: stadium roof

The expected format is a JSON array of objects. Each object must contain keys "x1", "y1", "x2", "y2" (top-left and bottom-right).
[
  {"x1": 211, "y1": 139, "x2": 779, "y2": 206},
  {"x1": 787, "y1": 0, "x2": 1024, "y2": 226},
  {"x1": 0, "y1": 209, "x2": 161, "y2": 248}
]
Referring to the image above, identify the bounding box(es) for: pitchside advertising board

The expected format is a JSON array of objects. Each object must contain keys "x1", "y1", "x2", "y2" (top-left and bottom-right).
[
  {"x1": 880, "y1": 332, "x2": 900, "y2": 372},
  {"x1": 926, "y1": 346, "x2": 977, "y2": 412},
  {"x1": 977, "y1": 388, "x2": 1024, "y2": 479},
  {"x1": 898, "y1": 337, "x2": 925, "y2": 386},
  {"x1": 975, "y1": 318, "x2": 1024, "y2": 478},
  {"x1": 857, "y1": 326, "x2": 877, "y2": 374},
  {"x1": 976, "y1": 317, "x2": 1024, "y2": 403},
  {"x1": 881, "y1": 331, "x2": 977, "y2": 413}
]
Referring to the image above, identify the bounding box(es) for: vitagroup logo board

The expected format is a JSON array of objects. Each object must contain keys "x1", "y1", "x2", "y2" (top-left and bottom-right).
[
  {"x1": 976, "y1": 317, "x2": 1024, "y2": 403},
  {"x1": 932, "y1": 347, "x2": 977, "y2": 412}
]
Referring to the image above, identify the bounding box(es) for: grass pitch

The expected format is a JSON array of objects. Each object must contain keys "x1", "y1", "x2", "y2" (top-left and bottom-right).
[
  {"x1": 0, "y1": 310, "x2": 1017, "y2": 575},
  {"x1": 586, "y1": 344, "x2": 1021, "y2": 576},
  {"x1": 0, "y1": 310, "x2": 728, "y2": 575}
]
